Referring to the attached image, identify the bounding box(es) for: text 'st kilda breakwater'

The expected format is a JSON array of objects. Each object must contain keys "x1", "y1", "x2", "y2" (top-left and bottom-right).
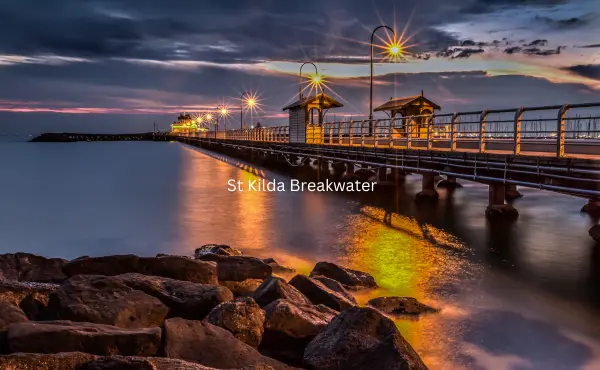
[{"x1": 227, "y1": 179, "x2": 377, "y2": 192}]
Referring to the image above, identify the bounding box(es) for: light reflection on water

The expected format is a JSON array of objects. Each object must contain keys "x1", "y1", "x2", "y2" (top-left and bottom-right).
[{"x1": 2, "y1": 142, "x2": 600, "y2": 369}]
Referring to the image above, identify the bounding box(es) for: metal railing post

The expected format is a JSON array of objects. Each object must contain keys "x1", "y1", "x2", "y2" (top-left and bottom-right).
[
  {"x1": 374, "y1": 120, "x2": 379, "y2": 148},
  {"x1": 349, "y1": 121, "x2": 354, "y2": 146},
  {"x1": 361, "y1": 120, "x2": 366, "y2": 147},
  {"x1": 388, "y1": 118, "x2": 394, "y2": 148},
  {"x1": 337, "y1": 122, "x2": 343, "y2": 145},
  {"x1": 514, "y1": 107, "x2": 525, "y2": 155},
  {"x1": 450, "y1": 113, "x2": 458, "y2": 151},
  {"x1": 557, "y1": 104, "x2": 569, "y2": 157},
  {"x1": 407, "y1": 118, "x2": 413, "y2": 150},
  {"x1": 426, "y1": 115, "x2": 434, "y2": 150},
  {"x1": 479, "y1": 110, "x2": 489, "y2": 153}
]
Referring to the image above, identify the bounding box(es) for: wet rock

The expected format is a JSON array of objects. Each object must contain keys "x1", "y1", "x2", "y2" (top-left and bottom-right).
[
  {"x1": 194, "y1": 255, "x2": 272, "y2": 282},
  {"x1": 0, "y1": 352, "x2": 96, "y2": 370},
  {"x1": 207, "y1": 297, "x2": 265, "y2": 348},
  {"x1": 414, "y1": 189, "x2": 439, "y2": 203},
  {"x1": 311, "y1": 276, "x2": 357, "y2": 304},
  {"x1": 252, "y1": 276, "x2": 310, "y2": 308},
  {"x1": 0, "y1": 280, "x2": 58, "y2": 319},
  {"x1": 116, "y1": 273, "x2": 233, "y2": 320},
  {"x1": 309, "y1": 261, "x2": 377, "y2": 289},
  {"x1": 303, "y1": 307, "x2": 428, "y2": 370},
  {"x1": 62, "y1": 255, "x2": 218, "y2": 285},
  {"x1": 163, "y1": 317, "x2": 292, "y2": 369},
  {"x1": 485, "y1": 204, "x2": 519, "y2": 220},
  {"x1": 0, "y1": 253, "x2": 67, "y2": 283},
  {"x1": 288, "y1": 275, "x2": 355, "y2": 311},
  {"x1": 367, "y1": 297, "x2": 438, "y2": 315},
  {"x1": 262, "y1": 258, "x2": 295, "y2": 275},
  {"x1": 195, "y1": 244, "x2": 243, "y2": 257},
  {"x1": 78, "y1": 356, "x2": 228, "y2": 370},
  {"x1": 6, "y1": 320, "x2": 161, "y2": 356},
  {"x1": 45, "y1": 275, "x2": 169, "y2": 328},
  {"x1": 220, "y1": 279, "x2": 264, "y2": 297},
  {"x1": 0, "y1": 301, "x2": 28, "y2": 330},
  {"x1": 260, "y1": 299, "x2": 337, "y2": 365}
]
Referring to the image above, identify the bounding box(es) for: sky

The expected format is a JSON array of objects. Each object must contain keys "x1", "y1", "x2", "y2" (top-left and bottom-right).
[{"x1": 0, "y1": 0, "x2": 598, "y2": 133}]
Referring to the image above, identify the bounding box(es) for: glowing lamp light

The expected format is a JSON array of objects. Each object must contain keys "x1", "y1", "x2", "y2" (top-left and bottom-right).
[
  {"x1": 312, "y1": 75, "x2": 321, "y2": 83},
  {"x1": 206, "y1": 113, "x2": 213, "y2": 120},
  {"x1": 197, "y1": 117, "x2": 203, "y2": 123},
  {"x1": 247, "y1": 98, "x2": 256, "y2": 107},
  {"x1": 220, "y1": 108, "x2": 227, "y2": 115}
]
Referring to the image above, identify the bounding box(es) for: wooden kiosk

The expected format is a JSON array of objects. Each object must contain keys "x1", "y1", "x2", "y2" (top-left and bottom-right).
[
  {"x1": 373, "y1": 91, "x2": 440, "y2": 138},
  {"x1": 283, "y1": 93, "x2": 343, "y2": 144}
]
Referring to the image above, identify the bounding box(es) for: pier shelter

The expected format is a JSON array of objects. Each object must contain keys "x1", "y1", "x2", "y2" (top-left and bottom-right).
[
  {"x1": 374, "y1": 91, "x2": 440, "y2": 138},
  {"x1": 283, "y1": 93, "x2": 343, "y2": 144}
]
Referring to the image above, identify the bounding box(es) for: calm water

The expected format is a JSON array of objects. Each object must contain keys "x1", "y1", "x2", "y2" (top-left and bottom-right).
[{"x1": 1, "y1": 141, "x2": 600, "y2": 369}]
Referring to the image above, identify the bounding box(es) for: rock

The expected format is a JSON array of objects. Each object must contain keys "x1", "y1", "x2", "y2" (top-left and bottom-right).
[
  {"x1": 6, "y1": 320, "x2": 161, "y2": 356},
  {"x1": 485, "y1": 204, "x2": 519, "y2": 220},
  {"x1": 414, "y1": 189, "x2": 439, "y2": 203},
  {"x1": 163, "y1": 317, "x2": 292, "y2": 369},
  {"x1": 194, "y1": 255, "x2": 272, "y2": 282},
  {"x1": 207, "y1": 297, "x2": 265, "y2": 348},
  {"x1": 195, "y1": 244, "x2": 243, "y2": 257},
  {"x1": 263, "y1": 258, "x2": 295, "y2": 275},
  {"x1": 311, "y1": 276, "x2": 356, "y2": 304},
  {"x1": 309, "y1": 261, "x2": 377, "y2": 289},
  {"x1": 261, "y1": 299, "x2": 337, "y2": 365},
  {"x1": 220, "y1": 279, "x2": 264, "y2": 297},
  {"x1": 367, "y1": 297, "x2": 438, "y2": 315},
  {"x1": 0, "y1": 253, "x2": 67, "y2": 283},
  {"x1": 62, "y1": 255, "x2": 218, "y2": 285},
  {"x1": 303, "y1": 307, "x2": 428, "y2": 370},
  {"x1": 116, "y1": 273, "x2": 233, "y2": 320},
  {"x1": 0, "y1": 352, "x2": 96, "y2": 370},
  {"x1": 45, "y1": 275, "x2": 169, "y2": 328},
  {"x1": 252, "y1": 276, "x2": 310, "y2": 308},
  {"x1": 0, "y1": 301, "x2": 28, "y2": 330},
  {"x1": 590, "y1": 225, "x2": 600, "y2": 243},
  {"x1": 0, "y1": 280, "x2": 58, "y2": 319},
  {"x1": 78, "y1": 356, "x2": 223, "y2": 369},
  {"x1": 288, "y1": 275, "x2": 355, "y2": 311}
]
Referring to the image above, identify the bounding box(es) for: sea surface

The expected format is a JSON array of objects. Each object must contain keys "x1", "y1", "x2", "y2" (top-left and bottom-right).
[{"x1": 1, "y1": 140, "x2": 600, "y2": 369}]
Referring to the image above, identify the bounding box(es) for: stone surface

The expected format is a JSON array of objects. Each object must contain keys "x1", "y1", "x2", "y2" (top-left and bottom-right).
[
  {"x1": 367, "y1": 297, "x2": 438, "y2": 315},
  {"x1": 252, "y1": 276, "x2": 310, "y2": 308},
  {"x1": 261, "y1": 299, "x2": 337, "y2": 365},
  {"x1": 62, "y1": 255, "x2": 218, "y2": 284},
  {"x1": 220, "y1": 279, "x2": 264, "y2": 297},
  {"x1": 0, "y1": 280, "x2": 58, "y2": 320},
  {"x1": 263, "y1": 258, "x2": 295, "y2": 275},
  {"x1": 195, "y1": 244, "x2": 243, "y2": 258},
  {"x1": 485, "y1": 204, "x2": 519, "y2": 220},
  {"x1": 309, "y1": 261, "x2": 377, "y2": 290},
  {"x1": 45, "y1": 275, "x2": 169, "y2": 328},
  {"x1": 303, "y1": 307, "x2": 428, "y2": 370},
  {"x1": 312, "y1": 276, "x2": 357, "y2": 304},
  {"x1": 288, "y1": 275, "x2": 355, "y2": 311},
  {"x1": 6, "y1": 320, "x2": 161, "y2": 356},
  {"x1": 0, "y1": 253, "x2": 67, "y2": 283},
  {"x1": 0, "y1": 352, "x2": 96, "y2": 370},
  {"x1": 194, "y1": 255, "x2": 272, "y2": 282},
  {"x1": 116, "y1": 273, "x2": 233, "y2": 320},
  {"x1": 0, "y1": 301, "x2": 28, "y2": 330},
  {"x1": 207, "y1": 297, "x2": 265, "y2": 348},
  {"x1": 163, "y1": 317, "x2": 292, "y2": 369}
]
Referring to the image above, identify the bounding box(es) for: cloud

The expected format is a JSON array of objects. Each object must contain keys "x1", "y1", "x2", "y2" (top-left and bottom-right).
[
  {"x1": 535, "y1": 14, "x2": 596, "y2": 29},
  {"x1": 463, "y1": 0, "x2": 569, "y2": 14},
  {"x1": 565, "y1": 65, "x2": 600, "y2": 80}
]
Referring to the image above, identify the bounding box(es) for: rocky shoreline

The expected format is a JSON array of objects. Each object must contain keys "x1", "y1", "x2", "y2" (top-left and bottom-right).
[{"x1": 0, "y1": 247, "x2": 437, "y2": 369}]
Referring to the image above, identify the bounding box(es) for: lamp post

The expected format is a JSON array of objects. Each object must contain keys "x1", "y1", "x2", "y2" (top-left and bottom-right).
[
  {"x1": 240, "y1": 91, "x2": 250, "y2": 130},
  {"x1": 299, "y1": 62, "x2": 318, "y2": 99},
  {"x1": 369, "y1": 25, "x2": 395, "y2": 122},
  {"x1": 216, "y1": 105, "x2": 227, "y2": 138}
]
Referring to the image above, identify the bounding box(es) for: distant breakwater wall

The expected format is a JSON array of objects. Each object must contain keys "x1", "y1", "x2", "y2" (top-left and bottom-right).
[{"x1": 30, "y1": 132, "x2": 171, "y2": 142}]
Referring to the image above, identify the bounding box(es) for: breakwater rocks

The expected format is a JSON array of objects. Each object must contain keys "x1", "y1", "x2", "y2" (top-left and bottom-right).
[
  {"x1": 0, "y1": 248, "x2": 437, "y2": 370},
  {"x1": 30, "y1": 132, "x2": 166, "y2": 142}
]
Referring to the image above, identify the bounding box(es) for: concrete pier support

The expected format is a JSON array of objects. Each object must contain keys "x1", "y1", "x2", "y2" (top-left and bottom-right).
[
  {"x1": 378, "y1": 167, "x2": 387, "y2": 182},
  {"x1": 415, "y1": 173, "x2": 439, "y2": 203},
  {"x1": 387, "y1": 167, "x2": 406, "y2": 182},
  {"x1": 341, "y1": 162, "x2": 360, "y2": 182},
  {"x1": 581, "y1": 198, "x2": 600, "y2": 216},
  {"x1": 346, "y1": 162, "x2": 355, "y2": 175},
  {"x1": 437, "y1": 176, "x2": 462, "y2": 189},
  {"x1": 485, "y1": 183, "x2": 519, "y2": 220},
  {"x1": 505, "y1": 184, "x2": 523, "y2": 200}
]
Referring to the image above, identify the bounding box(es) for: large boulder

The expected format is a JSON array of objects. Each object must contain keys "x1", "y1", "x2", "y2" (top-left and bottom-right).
[
  {"x1": 6, "y1": 320, "x2": 161, "y2": 356},
  {"x1": 195, "y1": 244, "x2": 243, "y2": 257},
  {"x1": 80, "y1": 356, "x2": 277, "y2": 369},
  {"x1": 194, "y1": 255, "x2": 272, "y2": 282},
  {"x1": 206, "y1": 297, "x2": 265, "y2": 348},
  {"x1": 219, "y1": 279, "x2": 265, "y2": 297},
  {"x1": 260, "y1": 299, "x2": 337, "y2": 365},
  {"x1": 62, "y1": 255, "x2": 218, "y2": 284},
  {"x1": 0, "y1": 301, "x2": 28, "y2": 330},
  {"x1": 309, "y1": 262, "x2": 377, "y2": 289},
  {"x1": 288, "y1": 275, "x2": 355, "y2": 311},
  {"x1": 0, "y1": 280, "x2": 58, "y2": 320},
  {"x1": 367, "y1": 297, "x2": 438, "y2": 316},
  {"x1": 312, "y1": 276, "x2": 356, "y2": 304},
  {"x1": 252, "y1": 277, "x2": 310, "y2": 308},
  {"x1": 262, "y1": 258, "x2": 295, "y2": 275},
  {"x1": 163, "y1": 317, "x2": 292, "y2": 369},
  {"x1": 116, "y1": 273, "x2": 233, "y2": 320},
  {"x1": 45, "y1": 275, "x2": 169, "y2": 328},
  {"x1": 0, "y1": 253, "x2": 67, "y2": 283},
  {"x1": 0, "y1": 352, "x2": 96, "y2": 370},
  {"x1": 303, "y1": 307, "x2": 428, "y2": 370}
]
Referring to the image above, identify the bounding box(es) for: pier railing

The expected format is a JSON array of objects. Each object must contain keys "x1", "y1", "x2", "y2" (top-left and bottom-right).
[{"x1": 175, "y1": 102, "x2": 600, "y2": 158}]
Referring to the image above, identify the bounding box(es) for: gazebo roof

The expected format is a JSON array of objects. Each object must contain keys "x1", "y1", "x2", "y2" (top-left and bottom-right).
[
  {"x1": 282, "y1": 93, "x2": 344, "y2": 111},
  {"x1": 374, "y1": 94, "x2": 441, "y2": 112}
]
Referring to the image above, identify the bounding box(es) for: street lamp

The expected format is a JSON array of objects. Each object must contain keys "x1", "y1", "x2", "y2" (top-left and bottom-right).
[
  {"x1": 369, "y1": 25, "x2": 395, "y2": 122},
  {"x1": 216, "y1": 105, "x2": 228, "y2": 138},
  {"x1": 299, "y1": 62, "x2": 318, "y2": 99},
  {"x1": 240, "y1": 91, "x2": 250, "y2": 130}
]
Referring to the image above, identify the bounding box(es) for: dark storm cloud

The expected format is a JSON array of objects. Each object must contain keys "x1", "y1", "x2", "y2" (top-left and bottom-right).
[
  {"x1": 580, "y1": 44, "x2": 600, "y2": 48},
  {"x1": 535, "y1": 14, "x2": 595, "y2": 29},
  {"x1": 463, "y1": 0, "x2": 569, "y2": 14},
  {"x1": 565, "y1": 65, "x2": 600, "y2": 80}
]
